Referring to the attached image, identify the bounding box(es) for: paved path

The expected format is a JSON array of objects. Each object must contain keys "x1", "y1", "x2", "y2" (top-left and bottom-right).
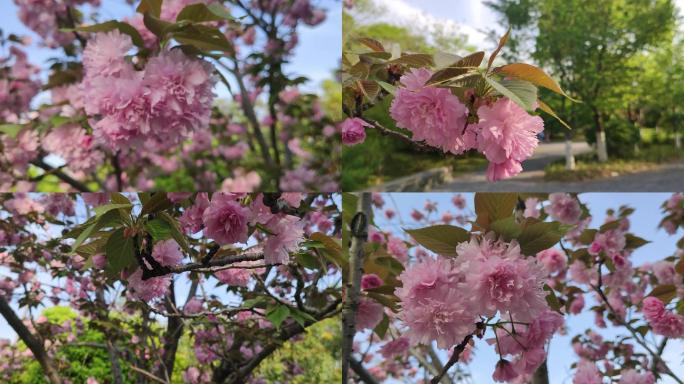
[{"x1": 435, "y1": 142, "x2": 684, "y2": 192}]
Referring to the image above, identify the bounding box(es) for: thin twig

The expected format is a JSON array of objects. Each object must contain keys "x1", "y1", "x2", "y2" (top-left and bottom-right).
[{"x1": 362, "y1": 118, "x2": 444, "y2": 153}]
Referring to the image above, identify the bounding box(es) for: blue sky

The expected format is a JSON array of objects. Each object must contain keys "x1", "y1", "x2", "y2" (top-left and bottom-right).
[
  {"x1": 0, "y1": 0, "x2": 340, "y2": 96},
  {"x1": 370, "y1": 193, "x2": 684, "y2": 384}
]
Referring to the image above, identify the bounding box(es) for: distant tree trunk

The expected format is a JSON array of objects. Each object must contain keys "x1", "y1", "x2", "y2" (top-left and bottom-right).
[
  {"x1": 532, "y1": 360, "x2": 550, "y2": 384},
  {"x1": 676, "y1": 130, "x2": 681, "y2": 149},
  {"x1": 564, "y1": 131, "x2": 575, "y2": 170},
  {"x1": 593, "y1": 108, "x2": 608, "y2": 162}
]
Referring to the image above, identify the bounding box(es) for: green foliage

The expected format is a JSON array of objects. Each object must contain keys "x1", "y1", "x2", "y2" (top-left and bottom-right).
[
  {"x1": 405, "y1": 225, "x2": 470, "y2": 257},
  {"x1": 488, "y1": 0, "x2": 679, "y2": 159},
  {"x1": 253, "y1": 318, "x2": 341, "y2": 383}
]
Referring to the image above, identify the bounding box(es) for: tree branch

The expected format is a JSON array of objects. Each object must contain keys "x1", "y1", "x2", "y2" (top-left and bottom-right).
[
  {"x1": 430, "y1": 331, "x2": 476, "y2": 384},
  {"x1": 342, "y1": 192, "x2": 372, "y2": 383},
  {"x1": 31, "y1": 158, "x2": 90, "y2": 192},
  {"x1": 0, "y1": 296, "x2": 61, "y2": 383},
  {"x1": 350, "y1": 356, "x2": 380, "y2": 384}
]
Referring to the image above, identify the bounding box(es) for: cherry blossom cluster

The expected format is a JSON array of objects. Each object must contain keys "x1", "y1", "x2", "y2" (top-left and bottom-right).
[
  {"x1": 80, "y1": 30, "x2": 216, "y2": 150},
  {"x1": 13, "y1": 0, "x2": 101, "y2": 48},
  {"x1": 342, "y1": 68, "x2": 545, "y2": 181},
  {"x1": 393, "y1": 236, "x2": 561, "y2": 383}
]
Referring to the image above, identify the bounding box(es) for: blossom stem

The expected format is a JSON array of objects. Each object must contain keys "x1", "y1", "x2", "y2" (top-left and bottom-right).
[{"x1": 430, "y1": 333, "x2": 475, "y2": 384}]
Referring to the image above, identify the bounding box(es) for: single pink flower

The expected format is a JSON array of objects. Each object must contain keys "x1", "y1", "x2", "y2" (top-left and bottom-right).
[
  {"x1": 151, "y1": 239, "x2": 183, "y2": 267},
  {"x1": 390, "y1": 68, "x2": 470, "y2": 154},
  {"x1": 203, "y1": 193, "x2": 251, "y2": 245},
  {"x1": 492, "y1": 359, "x2": 518, "y2": 382},
  {"x1": 341, "y1": 117, "x2": 371, "y2": 146}
]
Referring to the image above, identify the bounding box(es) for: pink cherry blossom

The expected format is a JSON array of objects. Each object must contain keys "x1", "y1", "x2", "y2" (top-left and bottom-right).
[
  {"x1": 547, "y1": 193, "x2": 581, "y2": 225},
  {"x1": 619, "y1": 369, "x2": 655, "y2": 384},
  {"x1": 263, "y1": 216, "x2": 304, "y2": 264},
  {"x1": 472, "y1": 98, "x2": 544, "y2": 181},
  {"x1": 361, "y1": 274, "x2": 384, "y2": 290},
  {"x1": 356, "y1": 297, "x2": 384, "y2": 331},
  {"x1": 379, "y1": 337, "x2": 409, "y2": 358},
  {"x1": 203, "y1": 193, "x2": 251, "y2": 245},
  {"x1": 395, "y1": 257, "x2": 477, "y2": 349},
  {"x1": 179, "y1": 193, "x2": 210, "y2": 234},
  {"x1": 82, "y1": 30, "x2": 132, "y2": 77},
  {"x1": 341, "y1": 117, "x2": 371, "y2": 146},
  {"x1": 573, "y1": 359, "x2": 603, "y2": 384},
  {"x1": 389, "y1": 68, "x2": 470, "y2": 154},
  {"x1": 127, "y1": 269, "x2": 170, "y2": 301},
  {"x1": 536, "y1": 248, "x2": 566, "y2": 274},
  {"x1": 492, "y1": 359, "x2": 518, "y2": 382},
  {"x1": 151, "y1": 239, "x2": 184, "y2": 267}
]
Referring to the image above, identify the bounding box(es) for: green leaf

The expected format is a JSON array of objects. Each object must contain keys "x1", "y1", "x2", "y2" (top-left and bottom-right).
[
  {"x1": 176, "y1": 3, "x2": 232, "y2": 22},
  {"x1": 538, "y1": 100, "x2": 571, "y2": 130},
  {"x1": 140, "y1": 193, "x2": 173, "y2": 216},
  {"x1": 295, "y1": 252, "x2": 321, "y2": 269},
  {"x1": 425, "y1": 67, "x2": 469, "y2": 86},
  {"x1": 289, "y1": 308, "x2": 317, "y2": 328},
  {"x1": 599, "y1": 220, "x2": 621, "y2": 233},
  {"x1": 404, "y1": 225, "x2": 470, "y2": 257},
  {"x1": 433, "y1": 51, "x2": 462, "y2": 69},
  {"x1": 624, "y1": 234, "x2": 650, "y2": 249},
  {"x1": 357, "y1": 37, "x2": 385, "y2": 52},
  {"x1": 69, "y1": 21, "x2": 145, "y2": 48},
  {"x1": 377, "y1": 81, "x2": 397, "y2": 95},
  {"x1": 485, "y1": 77, "x2": 538, "y2": 112},
  {"x1": 145, "y1": 218, "x2": 173, "y2": 241},
  {"x1": 373, "y1": 313, "x2": 390, "y2": 339},
  {"x1": 266, "y1": 305, "x2": 291, "y2": 329},
  {"x1": 158, "y1": 212, "x2": 191, "y2": 255},
  {"x1": 455, "y1": 51, "x2": 485, "y2": 68},
  {"x1": 69, "y1": 209, "x2": 125, "y2": 253},
  {"x1": 0, "y1": 124, "x2": 23, "y2": 138},
  {"x1": 387, "y1": 53, "x2": 434, "y2": 67},
  {"x1": 495, "y1": 62, "x2": 577, "y2": 101},
  {"x1": 647, "y1": 284, "x2": 677, "y2": 305},
  {"x1": 543, "y1": 284, "x2": 562, "y2": 313},
  {"x1": 93, "y1": 203, "x2": 132, "y2": 218},
  {"x1": 474, "y1": 193, "x2": 518, "y2": 230},
  {"x1": 110, "y1": 193, "x2": 130, "y2": 205},
  {"x1": 105, "y1": 228, "x2": 137, "y2": 277},
  {"x1": 75, "y1": 235, "x2": 110, "y2": 257},
  {"x1": 172, "y1": 26, "x2": 233, "y2": 52},
  {"x1": 143, "y1": 12, "x2": 174, "y2": 38},
  {"x1": 517, "y1": 220, "x2": 571, "y2": 256},
  {"x1": 487, "y1": 28, "x2": 510, "y2": 70},
  {"x1": 137, "y1": 0, "x2": 162, "y2": 17},
  {"x1": 577, "y1": 229, "x2": 597, "y2": 245},
  {"x1": 490, "y1": 217, "x2": 522, "y2": 242}
]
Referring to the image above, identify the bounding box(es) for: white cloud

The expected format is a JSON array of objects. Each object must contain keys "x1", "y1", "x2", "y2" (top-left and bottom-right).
[{"x1": 361, "y1": 0, "x2": 489, "y2": 51}]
